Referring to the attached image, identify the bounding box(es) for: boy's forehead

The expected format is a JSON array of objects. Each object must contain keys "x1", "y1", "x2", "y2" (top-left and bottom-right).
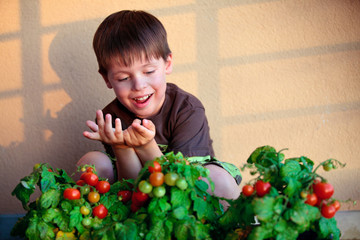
[{"x1": 110, "y1": 53, "x2": 160, "y2": 68}]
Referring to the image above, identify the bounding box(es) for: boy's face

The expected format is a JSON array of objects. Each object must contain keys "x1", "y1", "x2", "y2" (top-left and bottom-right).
[{"x1": 102, "y1": 54, "x2": 173, "y2": 119}]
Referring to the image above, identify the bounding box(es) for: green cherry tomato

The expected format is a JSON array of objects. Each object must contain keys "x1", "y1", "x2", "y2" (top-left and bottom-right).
[
  {"x1": 82, "y1": 217, "x2": 92, "y2": 227},
  {"x1": 323, "y1": 163, "x2": 333, "y2": 171},
  {"x1": 164, "y1": 172, "x2": 179, "y2": 186},
  {"x1": 152, "y1": 186, "x2": 166, "y2": 198},
  {"x1": 80, "y1": 186, "x2": 91, "y2": 195},
  {"x1": 138, "y1": 180, "x2": 153, "y2": 194},
  {"x1": 80, "y1": 206, "x2": 90, "y2": 215},
  {"x1": 176, "y1": 178, "x2": 188, "y2": 190}
]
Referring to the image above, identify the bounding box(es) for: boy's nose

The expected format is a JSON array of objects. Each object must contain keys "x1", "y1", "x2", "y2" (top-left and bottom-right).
[{"x1": 132, "y1": 76, "x2": 147, "y2": 90}]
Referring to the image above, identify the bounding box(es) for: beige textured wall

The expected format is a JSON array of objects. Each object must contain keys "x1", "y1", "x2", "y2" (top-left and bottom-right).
[{"x1": 1, "y1": 0, "x2": 359, "y2": 214}]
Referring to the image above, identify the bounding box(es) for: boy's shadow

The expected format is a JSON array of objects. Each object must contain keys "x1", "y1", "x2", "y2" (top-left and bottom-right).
[{"x1": 43, "y1": 20, "x2": 114, "y2": 174}]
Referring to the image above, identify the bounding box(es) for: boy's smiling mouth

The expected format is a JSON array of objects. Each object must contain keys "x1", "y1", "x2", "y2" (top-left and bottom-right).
[{"x1": 133, "y1": 93, "x2": 153, "y2": 104}]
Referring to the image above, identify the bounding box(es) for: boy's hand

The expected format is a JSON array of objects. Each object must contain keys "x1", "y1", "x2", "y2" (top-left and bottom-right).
[
  {"x1": 83, "y1": 110, "x2": 127, "y2": 149},
  {"x1": 123, "y1": 119, "x2": 156, "y2": 148}
]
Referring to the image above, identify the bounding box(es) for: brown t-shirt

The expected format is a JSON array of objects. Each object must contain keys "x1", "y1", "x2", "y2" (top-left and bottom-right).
[{"x1": 101, "y1": 83, "x2": 214, "y2": 158}]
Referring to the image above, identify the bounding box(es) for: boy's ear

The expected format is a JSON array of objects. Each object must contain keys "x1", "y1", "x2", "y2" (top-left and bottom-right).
[
  {"x1": 165, "y1": 54, "x2": 173, "y2": 74},
  {"x1": 100, "y1": 72, "x2": 113, "y2": 89}
]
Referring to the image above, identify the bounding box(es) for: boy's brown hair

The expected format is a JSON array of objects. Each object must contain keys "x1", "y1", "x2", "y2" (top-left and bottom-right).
[{"x1": 93, "y1": 10, "x2": 171, "y2": 75}]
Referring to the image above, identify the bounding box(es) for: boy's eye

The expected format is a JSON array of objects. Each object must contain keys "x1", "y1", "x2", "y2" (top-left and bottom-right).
[
  {"x1": 119, "y1": 77, "x2": 129, "y2": 81},
  {"x1": 145, "y1": 70, "x2": 155, "y2": 75}
]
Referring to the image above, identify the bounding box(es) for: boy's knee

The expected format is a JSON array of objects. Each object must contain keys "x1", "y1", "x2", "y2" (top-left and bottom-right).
[
  {"x1": 76, "y1": 151, "x2": 115, "y2": 183},
  {"x1": 204, "y1": 164, "x2": 240, "y2": 200}
]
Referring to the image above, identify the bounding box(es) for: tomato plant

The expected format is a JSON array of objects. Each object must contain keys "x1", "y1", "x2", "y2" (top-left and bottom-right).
[
  {"x1": 117, "y1": 190, "x2": 132, "y2": 203},
  {"x1": 148, "y1": 161, "x2": 161, "y2": 173},
  {"x1": 305, "y1": 193, "x2": 318, "y2": 206},
  {"x1": 321, "y1": 204, "x2": 336, "y2": 219},
  {"x1": 313, "y1": 182, "x2": 334, "y2": 200},
  {"x1": 93, "y1": 204, "x2": 108, "y2": 219},
  {"x1": 63, "y1": 188, "x2": 81, "y2": 200},
  {"x1": 88, "y1": 191, "x2": 100, "y2": 203},
  {"x1": 82, "y1": 172, "x2": 99, "y2": 186},
  {"x1": 242, "y1": 185, "x2": 254, "y2": 197},
  {"x1": 255, "y1": 180, "x2": 271, "y2": 197},
  {"x1": 149, "y1": 172, "x2": 164, "y2": 187},
  {"x1": 164, "y1": 172, "x2": 179, "y2": 186},
  {"x1": 96, "y1": 180, "x2": 110, "y2": 194}
]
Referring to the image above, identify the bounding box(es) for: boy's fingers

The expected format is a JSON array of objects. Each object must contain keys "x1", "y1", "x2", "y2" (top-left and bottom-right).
[
  {"x1": 104, "y1": 114, "x2": 114, "y2": 135},
  {"x1": 96, "y1": 110, "x2": 105, "y2": 128},
  {"x1": 86, "y1": 120, "x2": 99, "y2": 132},
  {"x1": 114, "y1": 118, "x2": 123, "y2": 138},
  {"x1": 83, "y1": 131, "x2": 100, "y2": 140},
  {"x1": 142, "y1": 119, "x2": 155, "y2": 131}
]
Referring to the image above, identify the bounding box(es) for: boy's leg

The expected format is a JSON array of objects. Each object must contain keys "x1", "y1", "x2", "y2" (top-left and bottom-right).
[
  {"x1": 203, "y1": 164, "x2": 241, "y2": 209},
  {"x1": 76, "y1": 151, "x2": 115, "y2": 183}
]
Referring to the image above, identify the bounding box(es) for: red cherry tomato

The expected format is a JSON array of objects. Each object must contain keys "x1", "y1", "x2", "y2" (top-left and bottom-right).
[
  {"x1": 255, "y1": 180, "x2": 271, "y2": 197},
  {"x1": 304, "y1": 193, "x2": 318, "y2": 206},
  {"x1": 148, "y1": 161, "x2": 162, "y2": 173},
  {"x1": 93, "y1": 204, "x2": 108, "y2": 219},
  {"x1": 132, "y1": 189, "x2": 149, "y2": 206},
  {"x1": 332, "y1": 200, "x2": 341, "y2": 212},
  {"x1": 63, "y1": 188, "x2": 81, "y2": 200},
  {"x1": 242, "y1": 185, "x2": 254, "y2": 197},
  {"x1": 313, "y1": 182, "x2": 334, "y2": 200},
  {"x1": 117, "y1": 190, "x2": 132, "y2": 203},
  {"x1": 82, "y1": 172, "x2": 99, "y2": 186},
  {"x1": 76, "y1": 180, "x2": 86, "y2": 186},
  {"x1": 321, "y1": 204, "x2": 336, "y2": 219},
  {"x1": 96, "y1": 181, "x2": 110, "y2": 194}
]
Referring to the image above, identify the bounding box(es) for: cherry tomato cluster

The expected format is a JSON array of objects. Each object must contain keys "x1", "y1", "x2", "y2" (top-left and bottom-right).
[
  {"x1": 63, "y1": 167, "x2": 110, "y2": 221},
  {"x1": 242, "y1": 180, "x2": 271, "y2": 198},
  {"x1": 302, "y1": 180, "x2": 339, "y2": 219},
  {"x1": 130, "y1": 160, "x2": 189, "y2": 212}
]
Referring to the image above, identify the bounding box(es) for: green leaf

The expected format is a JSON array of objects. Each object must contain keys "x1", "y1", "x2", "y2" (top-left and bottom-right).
[
  {"x1": 42, "y1": 208, "x2": 60, "y2": 223},
  {"x1": 53, "y1": 210, "x2": 70, "y2": 232},
  {"x1": 174, "y1": 218, "x2": 195, "y2": 240},
  {"x1": 283, "y1": 177, "x2": 302, "y2": 198},
  {"x1": 37, "y1": 221, "x2": 55, "y2": 239},
  {"x1": 69, "y1": 206, "x2": 82, "y2": 229},
  {"x1": 25, "y1": 217, "x2": 40, "y2": 240},
  {"x1": 11, "y1": 183, "x2": 35, "y2": 210},
  {"x1": 316, "y1": 217, "x2": 341, "y2": 240},
  {"x1": 252, "y1": 196, "x2": 275, "y2": 221},
  {"x1": 170, "y1": 187, "x2": 191, "y2": 209},
  {"x1": 280, "y1": 160, "x2": 301, "y2": 178},
  {"x1": 172, "y1": 206, "x2": 188, "y2": 220},
  {"x1": 39, "y1": 189, "x2": 61, "y2": 209},
  {"x1": 40, "y1": 166, "x2": 57, "y2": 192}
]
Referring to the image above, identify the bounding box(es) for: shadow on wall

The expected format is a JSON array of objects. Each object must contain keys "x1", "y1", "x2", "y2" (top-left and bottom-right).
[{"x1": 1, "y1": 20, "x2": 112, "y2": 213}]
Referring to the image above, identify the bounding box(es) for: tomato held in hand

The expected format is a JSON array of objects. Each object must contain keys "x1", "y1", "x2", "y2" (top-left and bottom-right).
[
  {"x1": 149, "y1": 172, "x2": 164, "y2": 187},
  {"x1": 117, "y1": 190, "x2": 132, "y2": 203},
  {"x1": 148, "y1": 161, "x2": 161, "y2": 173},
  {"x1": 242, "y1": 185, "x2": 254, "y2": 197},
  {"x1": 304, "y1": 193, "x2": 318, "y2": 206},
  {"x1": 96, "y1": 181, "x2": 110, "y2": 194},
  {"x1": 313, "y1": 182, "x2": 334, "y2": 200},
  {"x1": 63, "y1": 188, "x2": 81, "y2": 200},
  {"x1": 82, "y1": 172, "x2": 99, "y2": 186},
  {"x1": 93, "y1": 204, "x2": 108, "y2": 219},
  {"x1": 255, "y1": 180, "x2": 271, "y2": 197},
  {"x1": 321, "y1": 204, "x2": 336, "y2": 219}
]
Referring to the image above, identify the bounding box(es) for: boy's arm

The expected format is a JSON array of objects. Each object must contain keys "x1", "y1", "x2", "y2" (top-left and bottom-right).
[{"x1": 83, "y1": 110, "x2": 143, "y2": 179}]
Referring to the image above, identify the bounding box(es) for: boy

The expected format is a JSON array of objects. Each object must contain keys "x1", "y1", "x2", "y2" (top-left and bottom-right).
[{"x1": 78, "y1": 10, "x2": 241, "y2": 202}]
